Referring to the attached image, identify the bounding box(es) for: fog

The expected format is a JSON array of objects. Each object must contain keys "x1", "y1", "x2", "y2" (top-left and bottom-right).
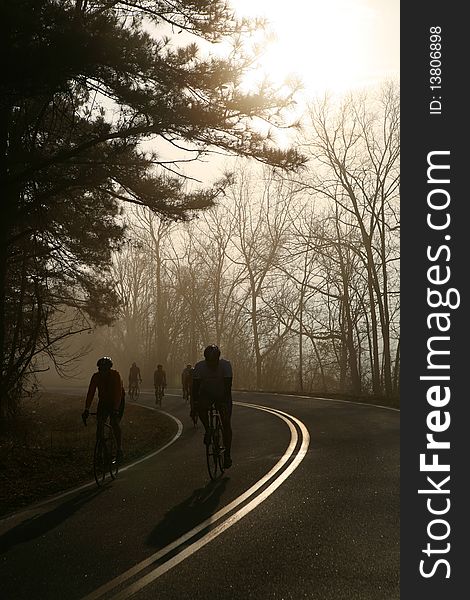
[{"x1": 40, "y1": 88, "x2": 400, "y2": 400}]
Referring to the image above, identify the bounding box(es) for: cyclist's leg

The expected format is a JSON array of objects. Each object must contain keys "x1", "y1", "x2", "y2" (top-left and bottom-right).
[
  {"x1": 96, "y1": 416, "x2": 105, "y2": 442},
  {"x1": 217, "y1": 402, "x2": 232, "y2": 455},
  {"x1": 197, "y1": 397, "x2": 211, "y2": 442},
  {"x1": 189, "y1": 393, "x2": 196, "y2": 419},
  {"x1": 109, "y1": 413, "x2": 122, "y2": 451},
  {"x1": 217, "y1": 399, "x2": 232, "y2": 468},
  {"x1": 96, "y1": 403, "x2": 108, "y2": 441}
]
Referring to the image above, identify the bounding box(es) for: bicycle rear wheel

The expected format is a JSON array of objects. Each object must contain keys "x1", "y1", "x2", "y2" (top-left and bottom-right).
[
  {"x1": 206, "y1": 418, "x2": 224, "y2": 480},
  {"x1": 215, "y1": 418, "x2": 225, "y2": 475},
  {"x1": 93, "y1": 439, "x2": 107, "y2": 486},
  {"x1": 106, "y1": 427, "x2": 119, "y2": 479}
]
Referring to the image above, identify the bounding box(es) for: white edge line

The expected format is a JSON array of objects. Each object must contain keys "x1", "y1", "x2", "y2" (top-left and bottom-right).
[
  {"x1": 83, "y1": 402, "x2": 309, "y2": 600},
  {"x1": 238, "y1": 390, "x2": 400, "y2": 413},
  {"x1": 1, "y1": 406, "x2": 183, "y2": 522},
  {"x1": 111, "y1": 405, "x2": 310, "y2": 600},
  {"x1": 118, "y1": 407, "x2": 183, "y2": 473}
]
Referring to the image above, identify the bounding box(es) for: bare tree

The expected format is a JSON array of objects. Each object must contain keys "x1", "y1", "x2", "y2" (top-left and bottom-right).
[
  {"x1": 301, "y1": 84, "x2": 400, "y2": 396},
  {"x1": 225, "y1": 168, "x2": 300, "y2": 388}
]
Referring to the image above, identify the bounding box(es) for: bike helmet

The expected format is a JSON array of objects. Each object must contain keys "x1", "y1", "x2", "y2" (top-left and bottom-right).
[
  {"x1": 97, "y1": 356, "x2": 113, "y2": 369},
  {"x1": 204, "y1": 344, "x2": 221, "y2": 361}
]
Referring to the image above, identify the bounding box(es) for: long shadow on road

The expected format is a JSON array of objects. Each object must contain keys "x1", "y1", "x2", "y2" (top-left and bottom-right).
[
  {"x1": 146, "y1": 477, "x2": 229, "y2": 551},
  {"x1": 0, "y1": 486, "x2": 103, "y2": 555}
]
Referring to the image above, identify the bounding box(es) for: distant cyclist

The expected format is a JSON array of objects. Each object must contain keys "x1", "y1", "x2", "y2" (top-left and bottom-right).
[
  {"x1": 192, "y1": 345, "x2": 233, "y2": 468},
  {"x1": 153, "y1": 364, "x2": 167, "y2": 405},
  {"x1": 128, "y1": 362, "x2": 142, "y2": 399},
  {"x1": 82, "y1": 356, "x2": 125, "y2": 462},
  {"x1": 181, "y1": 364, "x2": 193, "y2": 403}
]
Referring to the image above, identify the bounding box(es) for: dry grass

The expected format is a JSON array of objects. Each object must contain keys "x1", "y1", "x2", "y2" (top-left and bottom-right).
[{"x1": 0, "y1": 393, "x2": 177, "y2": 517}]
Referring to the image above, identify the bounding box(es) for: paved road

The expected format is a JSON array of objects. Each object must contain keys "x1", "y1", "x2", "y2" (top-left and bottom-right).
[{"x1": 0, "y1": 390, "x2": 399, "y2": 600}]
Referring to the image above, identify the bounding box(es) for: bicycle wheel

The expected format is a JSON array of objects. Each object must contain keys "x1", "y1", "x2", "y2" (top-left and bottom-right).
[
  {"x1": 206, "y1": 418, "x2": 224, "y2": 480},
  {"x1": 93, "y1": 439, "x2": 107, "y2": 486},
  {"x1": 106, "y1": 427, "x2": 119, "y2": 480},
  {"x1": 214, "y1": 417, "x2": 225, "y2": 474}
]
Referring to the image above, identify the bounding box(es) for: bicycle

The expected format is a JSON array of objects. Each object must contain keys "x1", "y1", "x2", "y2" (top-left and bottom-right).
[
  {"x1": 129, "y1": 381, "x2": 140, "y2": 402},
  {"x1": 155, "y1": 384, "x2": 164, "y2": 407},
  {"x1": 205, "y1": 404, "x2": 225, "y2": 480},
  {"x1": 183, "y1": 386, "x2": 191, "y2": 405},
  {"x1": 84, "y1": 412, "x2": 119, "y2": 487}
]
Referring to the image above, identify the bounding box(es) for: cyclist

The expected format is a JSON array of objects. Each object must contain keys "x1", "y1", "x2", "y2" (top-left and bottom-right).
[
  {"x1": 82, "y1": 356, "x2": 125, "y2": 462},
  {"x1": 192, "y1": 345, "x2": 233, "y2": 469},
  {"x1": 128, "y1": 362, "x2": 142, "y2": 398},
  {"x1": 153, "y1": 364, "x2": 167, "y2": 405},
  {"x1": 181, "y1": 364, "x2": 193, "y2": 403}
]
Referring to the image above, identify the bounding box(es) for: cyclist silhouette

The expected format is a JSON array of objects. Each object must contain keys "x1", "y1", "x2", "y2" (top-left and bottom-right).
[
  {"x1": 192, "y1": 345, "x2": 233, "y2": 468},
  {"x1": 82, "y1": 356, "x2": 125, "y2": 462}
]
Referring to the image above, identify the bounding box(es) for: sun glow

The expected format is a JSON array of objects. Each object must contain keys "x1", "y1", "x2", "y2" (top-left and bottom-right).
[{"x1": 233, "y1": 0, "x2": 398, "y2": 96}]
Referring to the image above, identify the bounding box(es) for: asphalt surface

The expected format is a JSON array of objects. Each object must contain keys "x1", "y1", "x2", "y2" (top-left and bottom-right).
[{"x1": 0, "y1": 389, "x2": 399, "y2": 600}]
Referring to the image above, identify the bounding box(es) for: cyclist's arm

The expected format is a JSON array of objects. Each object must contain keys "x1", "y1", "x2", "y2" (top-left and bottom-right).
[
  {"x1": 85, "y1": 374, "x2": 98, "y2": 410},
  {"x1": 222, "y1": 360, "x2": 233, "y2": 401},
  {"x1": 223, "y1": 377, "x2": 232, "y2": 400}
]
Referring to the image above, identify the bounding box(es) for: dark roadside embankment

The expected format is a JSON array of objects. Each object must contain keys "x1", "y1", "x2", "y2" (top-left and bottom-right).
[{"x1": 0, "y1": 394, "x2": 177, "y2": 517}]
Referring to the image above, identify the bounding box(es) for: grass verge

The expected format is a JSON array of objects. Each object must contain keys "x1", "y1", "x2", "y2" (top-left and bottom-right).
[{"x1": 0, "y1": 393, "x2": 177, "y2": 517}]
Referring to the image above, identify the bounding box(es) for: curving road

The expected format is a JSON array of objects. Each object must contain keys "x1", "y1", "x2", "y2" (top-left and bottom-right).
[{"x1": 0, "y1": 390, "x2": 399, "y2": 600}]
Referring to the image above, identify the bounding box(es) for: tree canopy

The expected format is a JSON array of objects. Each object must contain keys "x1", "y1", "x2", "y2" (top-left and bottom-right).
[{"x1": 0, "y1": 0, "x2": 306, "y2": 413}]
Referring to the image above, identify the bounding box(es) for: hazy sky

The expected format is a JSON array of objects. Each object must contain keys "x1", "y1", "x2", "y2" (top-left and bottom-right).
[
  {"x1": 159, "y1": 0, "x2": 399, "y2": 183},
  {"x1": 232, "y1": 0, "x2": 399, "y2": 94}
]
